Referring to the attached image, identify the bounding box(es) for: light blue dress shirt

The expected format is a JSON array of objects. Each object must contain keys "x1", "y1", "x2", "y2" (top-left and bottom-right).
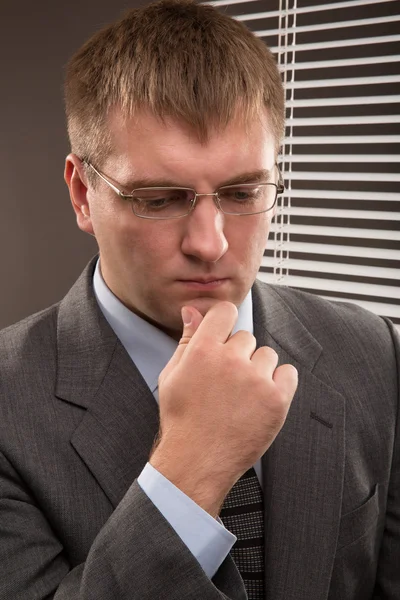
[{"x1": 93, "y1": 260, "x2": 263, "y2": 578}]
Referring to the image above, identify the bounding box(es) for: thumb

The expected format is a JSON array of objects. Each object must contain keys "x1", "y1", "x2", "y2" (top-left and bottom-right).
[
  {"x1": 160, "y1": 307, "x2": 204, "y2": 380},
  {"x1": 179, "y1": 306, "x2": 204, "y2": 347}
]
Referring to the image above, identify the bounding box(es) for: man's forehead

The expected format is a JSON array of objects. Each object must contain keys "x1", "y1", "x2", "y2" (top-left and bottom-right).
[
  {"x1": 104, "y1": 106, "x2": 276, "y2": 188},
  {"x1": 107, "y1": 105, "x2": 273, "y2": 148}
]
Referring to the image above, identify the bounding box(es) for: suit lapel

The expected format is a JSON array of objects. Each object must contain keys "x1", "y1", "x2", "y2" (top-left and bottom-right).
[
  {"x1": 252, "y1": 280, "x2": 345, "y2": 600},
  {"x1": 55, "y1": 258, "x2": 159, "y2": 507}
]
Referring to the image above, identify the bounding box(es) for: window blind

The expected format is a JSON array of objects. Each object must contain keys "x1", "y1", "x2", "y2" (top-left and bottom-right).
[{"x1": 208, "y1": 0, "x2": 400, "y2": 330}]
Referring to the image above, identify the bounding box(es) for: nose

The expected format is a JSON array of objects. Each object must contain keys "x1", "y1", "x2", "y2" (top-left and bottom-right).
[{"x1": 181, "y1": 194, "x2": 228, "y2": 263}]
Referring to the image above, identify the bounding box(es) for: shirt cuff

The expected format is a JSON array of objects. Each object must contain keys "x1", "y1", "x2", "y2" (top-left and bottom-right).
[{"x1": 137, "y1": 462, "x2": 236, "y2": 579}]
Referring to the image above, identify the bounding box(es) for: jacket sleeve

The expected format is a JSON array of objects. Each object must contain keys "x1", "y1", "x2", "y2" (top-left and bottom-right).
[
  {"x1": 0, "y1": 453, "x2": 246, "y2": 600},
  {"x1": 373, "y1": 318, "x2": 400, "y2": 599}
]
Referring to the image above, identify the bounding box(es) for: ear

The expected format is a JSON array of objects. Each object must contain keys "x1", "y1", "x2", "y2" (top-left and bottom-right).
[{"x1": 64, "y1": 153, "x2": 95, "y2": 236}]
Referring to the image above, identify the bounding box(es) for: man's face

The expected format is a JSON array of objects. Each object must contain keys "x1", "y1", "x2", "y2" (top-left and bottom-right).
[{"x1": 75, "y1": 109, "x2": 277, "y2": 339}]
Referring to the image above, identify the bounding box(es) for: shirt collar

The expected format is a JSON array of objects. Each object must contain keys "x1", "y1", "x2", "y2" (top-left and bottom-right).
[{"x1": 93, "y1": 259, "x2": 254, "y2": 394}]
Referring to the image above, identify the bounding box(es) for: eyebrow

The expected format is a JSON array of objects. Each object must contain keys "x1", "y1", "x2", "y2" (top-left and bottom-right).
[{"x1": 122, "y1": 169, "x2": 272, "y2": 191}]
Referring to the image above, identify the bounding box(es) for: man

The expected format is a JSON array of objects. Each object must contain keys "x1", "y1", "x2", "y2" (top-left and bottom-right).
[{"x1": 0, "y1": 1, "x2": 398, "y2": 598}]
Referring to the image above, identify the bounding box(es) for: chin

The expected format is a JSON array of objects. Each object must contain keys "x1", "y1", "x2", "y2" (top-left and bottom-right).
[
  {"x1": 183, "y1": 295, "x2": 238, "y2": 317},
  {"x1": 155, "y1": 295, "x2": 242, "y2": 341}
]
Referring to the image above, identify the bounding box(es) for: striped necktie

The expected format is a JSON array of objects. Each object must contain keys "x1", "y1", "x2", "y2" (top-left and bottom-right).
[{"x1": 219, "y1": 467, "x2": 265, "y2": 599}]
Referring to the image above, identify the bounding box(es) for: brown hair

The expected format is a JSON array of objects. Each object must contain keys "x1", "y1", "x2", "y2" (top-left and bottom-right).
[{"x1": 65, "y1": 0, "x2": 284, "y2": 172}]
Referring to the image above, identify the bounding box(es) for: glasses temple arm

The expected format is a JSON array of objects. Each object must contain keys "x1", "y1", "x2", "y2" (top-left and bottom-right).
[{"x1": 81, "y1": 159, "x2": 130, "y2": 198}]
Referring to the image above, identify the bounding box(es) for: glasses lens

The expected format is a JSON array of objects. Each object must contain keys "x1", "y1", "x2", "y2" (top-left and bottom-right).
[
  {"x1": 131, "y1": 188, "x2": 195, "y2": 218},
  {"x1": 217, "y1": 183, "x2": 277, "y2": 214}
]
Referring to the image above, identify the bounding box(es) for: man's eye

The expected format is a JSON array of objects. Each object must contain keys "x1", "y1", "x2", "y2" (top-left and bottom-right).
[
  {"x1": 233, "y1": 191, "x2": 253, "y2": 200},
  {"x1": 146, "y1": 198, "x2": 172, "y2": 208},
  {"x1": 132, "y1": 189, "x2": 190, "y2": 213},
  {"x1": 134, "y1": 190, "x2": 185, "y2": 206},
  {"x1": 220, "y1": 188, "x2": 259, "y2": 201}
]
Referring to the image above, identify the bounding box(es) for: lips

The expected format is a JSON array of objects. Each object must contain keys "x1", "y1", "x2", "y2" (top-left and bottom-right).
[
  {"x1": 179, "y1": 275, "x2": 227, "y2": 284},
  {"x1": 177, "y1": 278, "x2": 229, "y2": 290},
  {"x1": 180, "y1": 278, "x2": 225, "y2": 283}
]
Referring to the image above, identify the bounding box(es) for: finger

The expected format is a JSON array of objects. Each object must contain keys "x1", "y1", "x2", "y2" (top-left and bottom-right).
[
  {"x1": 273, "y1": 363, "x2": 298, "y2": 402},
  {"x1": 226, "y1": 330, "x2": 257, "y2": 359},
  {"x1": 161, "y1": 301, "x2": 238, "y2": 381},
  {"x1": 192, "y1": 301, "x2": 238, "y2": 345},
  {"x1": 251, "y1": 346, "x2": 279, "y2": 378}
]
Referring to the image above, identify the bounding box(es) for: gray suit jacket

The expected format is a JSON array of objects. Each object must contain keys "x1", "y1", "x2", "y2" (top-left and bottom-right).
[{"x1": 0, "y1": 257, "x2": 399, "y2": 600}]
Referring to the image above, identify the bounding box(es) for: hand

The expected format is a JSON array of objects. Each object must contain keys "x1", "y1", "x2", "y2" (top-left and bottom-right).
[{"x1": 150, "y1": 301, "x2": 298, "y2": 516}]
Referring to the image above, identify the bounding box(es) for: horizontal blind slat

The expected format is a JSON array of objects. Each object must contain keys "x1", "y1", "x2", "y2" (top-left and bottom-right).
[
  {"x1": 286, "y1": 116, "x2": 400, "y2": 126},
  {"x1": 285, "y1": 75, "x2": 400, "y2": 89},
  {"x1": 234, "y1": 0, "x2": 394, "y2": 21},
  {"x1": 270, "y1": 35, "x2": 400, "y2": 54},
  {"x1": 286, "y1": 96, "x2": 400, "y2": 108},
  {"x1": 261, "y1": 257, "x2": 399, "y2": 279},
  {"x1": 279, "y1": 154, "x2": 400, "y2": 163},
  {"x1": 255, "y1": 14, "x2": 400, "y2": 37},
  {"x1": 284, "y1": 171, "x2": 400, "y2": 182},
  {"x1": 266, "y1": 241, "x2": 400, "y2": 260},
  {"x1": 282, "y1": 190, "x2": 400, "y2": 201},
  {"x1": 282, "y1": 55, "x2": 400, "y2": 71},
  {"x1": 269, "y1": 224, "x2": 400, "y2": 240},
  {"x1": 278, "y1": 207, "x2": 399, "y2": 220},
  {"x1": 284, "y1": 135, "x2": 400, "y2": 144},
  {"x1": 257, "y1": 273, "x2": 400, "y2": 299}
]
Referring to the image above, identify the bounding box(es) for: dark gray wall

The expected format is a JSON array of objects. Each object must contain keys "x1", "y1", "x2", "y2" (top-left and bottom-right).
[{"x1": 0, "y1": 1, "x2": 147, "y2": 329}]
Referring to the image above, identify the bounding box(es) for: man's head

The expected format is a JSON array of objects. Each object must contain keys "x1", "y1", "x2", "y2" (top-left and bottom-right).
[
  {"x1": 64, "y1": 0, "x2": 285, "y2": 339},
  {"x1": 65, "y1": 0, "x2": 284, "y2": 168}
]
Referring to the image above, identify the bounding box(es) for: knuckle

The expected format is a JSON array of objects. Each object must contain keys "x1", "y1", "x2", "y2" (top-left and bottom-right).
[
  {"x1": 241, "y1": 331, "x2": 257, "y2": 344},
  {"x1": 192, "y1": 341, "x2": 212, "y2": 361},
  {"x1": 258, "y1": 346, "x2": 279, "y2": 362},
  {"x1": 266, "y1": 347, "x2": 279, "y2": 360},
  {"x1": 231, "y1": 331, "x2": 257, "y2": 352}
]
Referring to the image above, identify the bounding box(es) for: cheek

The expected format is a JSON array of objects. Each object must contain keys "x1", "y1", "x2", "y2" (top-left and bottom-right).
[
  {"x1": 89, "y1": 195, "x2": 131, "y2": 243},
  {"x1": 255, "y1": 212, "x2": 273, "y2": 246},
  {"x1": 121, "y1": 222, "x2": 181, "y2": 270},
  {"x1": 231, "y1": 215, "x2": 271, "y2": 264}
]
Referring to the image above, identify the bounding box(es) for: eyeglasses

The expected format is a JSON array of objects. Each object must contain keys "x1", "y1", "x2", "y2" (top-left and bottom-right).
[{"x1": 82, "y1": 160, "x2": 284, "y2": 220}]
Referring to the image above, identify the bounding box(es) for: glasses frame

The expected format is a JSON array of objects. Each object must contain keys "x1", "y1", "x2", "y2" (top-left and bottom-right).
[{"x1": 82, "y1": 159, "x2": 285, "y2": 220}]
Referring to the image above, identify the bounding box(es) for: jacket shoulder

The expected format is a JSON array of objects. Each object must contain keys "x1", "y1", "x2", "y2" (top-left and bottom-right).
[
  {"x1": 256, "y1": 280, "x2": 396, "y2": 352},
  {"x1": 0, "y1": 304, "x2": 59, "y2": 386}
]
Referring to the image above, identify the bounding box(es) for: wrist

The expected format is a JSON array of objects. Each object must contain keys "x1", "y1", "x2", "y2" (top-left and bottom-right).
[{"x1": 149, "y1": 440, "x2": 234, "y2": 517}]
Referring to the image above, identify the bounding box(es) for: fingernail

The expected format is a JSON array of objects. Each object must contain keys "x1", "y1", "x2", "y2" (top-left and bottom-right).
[{"x1": 181, "y1": 307, "x2": 192, "y2": 326}]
